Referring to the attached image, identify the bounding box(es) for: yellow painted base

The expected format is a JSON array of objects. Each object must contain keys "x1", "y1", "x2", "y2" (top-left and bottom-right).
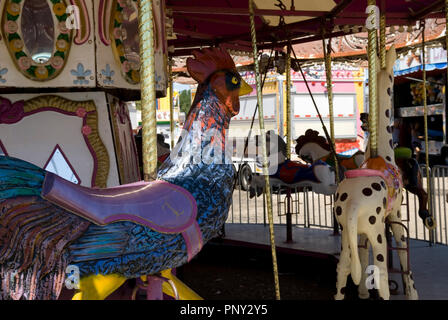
[
  {"x1": 72, "y1": 273, "x2": 127, "y2": 300},
  {"x1": 72, "y1": 269, "x2": 202, "y2": 300}
]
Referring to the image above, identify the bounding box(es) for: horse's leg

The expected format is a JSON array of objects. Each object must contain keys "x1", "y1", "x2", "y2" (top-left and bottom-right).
[
  {"x1": 72, "y1": 274, "x2": 127, "y2": 300},
  {"x1": 335, "y1": 234, "x2": 351, "y2": 300},
  {"x1": 387, "y1": 205, "x2": 419, "y2": 300},
  {"x1": 358, "y1": 234, "x2": 370, "y2": 299},
  {"x1": 366, "y1": 227, "x2": 390, "y2": 300}
]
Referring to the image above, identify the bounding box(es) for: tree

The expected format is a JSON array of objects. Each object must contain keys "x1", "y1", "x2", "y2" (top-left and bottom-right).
[{"x1": 179, "y1": 90, "x2": 191, "y2": 114}]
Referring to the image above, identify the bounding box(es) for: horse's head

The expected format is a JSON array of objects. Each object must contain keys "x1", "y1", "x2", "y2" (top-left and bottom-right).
[
  {"x1": 295, "y1": 129, "x2": 330, "y2": 163},
  {"x1": 254, "y1": 130, "x2": 287, "y2": 173}
]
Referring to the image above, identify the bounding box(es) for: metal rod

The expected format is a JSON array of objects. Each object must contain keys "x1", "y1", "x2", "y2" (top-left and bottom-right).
[
  {"x1": 139, "y1": 0, "x2": 157, "y2": 181},
  {"x1": 322, "y1": 35, "x2": 339, "y2": 184},
  {"x1": 286, "y1": 46, "x2": 292, "y2": 159},
  {"x1": 421, "y1": 21, "x2": 432, "y2": 228},
  {"x1": 169, "y1": 59, "x2": 175, "y2": 149},
  {"x1": 249, "y1": 0, "x2": 281, "y2": 300},
  {"x1": 367, "y1": 0, "x2": 379, "y2": 158}
]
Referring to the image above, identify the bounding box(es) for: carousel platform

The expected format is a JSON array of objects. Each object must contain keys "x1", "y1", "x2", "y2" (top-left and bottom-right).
[{"x1": 223, "y1": 223, "x2": 448, "y2": 300}]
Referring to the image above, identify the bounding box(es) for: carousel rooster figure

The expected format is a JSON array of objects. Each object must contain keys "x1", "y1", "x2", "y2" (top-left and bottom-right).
[{"x1": 0, "y1": 46, "x2": 252, "y2": 300}]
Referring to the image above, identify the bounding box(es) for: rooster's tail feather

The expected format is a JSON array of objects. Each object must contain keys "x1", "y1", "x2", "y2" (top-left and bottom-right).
[{"x1": 0, "y1": 197, "x2": 90, "y2": 300}]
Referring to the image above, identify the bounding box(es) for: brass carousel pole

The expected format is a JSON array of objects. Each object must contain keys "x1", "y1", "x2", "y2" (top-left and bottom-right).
[
  {"x1": 138, "y1": 0, "x2": 157, "y2": 181},
  {"x1": 286, "y1": 45, "x2": 291, "y2": 159},
  {"x1": 249, "y1": 0, "x2": 281, "y2": 300},
  {"x1": 169, "y1": 58, "x2": 175, "y2": 149},
  {"x1": 367, "y1": 0, "x2": 379, "y2": 158},
  {"x1": 379, "y1": 12, "x2": 386, "y2": 70},
  {"x1": 421, "y1": 20, "x2": 432, "y2": 233}
]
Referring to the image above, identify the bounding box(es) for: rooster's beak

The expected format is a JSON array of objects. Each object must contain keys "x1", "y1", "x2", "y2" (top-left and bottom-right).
[{"x1": 239, "y1": 79, "x2": 252, "y2": 96}]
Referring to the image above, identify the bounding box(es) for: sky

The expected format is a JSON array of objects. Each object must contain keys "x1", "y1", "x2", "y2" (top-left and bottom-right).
[{"x1": 173, "y1": 82, "x2": 191, "y2": 92}]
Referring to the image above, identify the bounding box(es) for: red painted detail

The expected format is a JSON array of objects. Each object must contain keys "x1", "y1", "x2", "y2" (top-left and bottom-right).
[{"x1": 0, "y1": 139, "x2": 8, "y2": 156}]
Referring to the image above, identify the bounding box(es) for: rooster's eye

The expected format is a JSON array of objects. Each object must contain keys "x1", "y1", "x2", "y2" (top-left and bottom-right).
[{"x1": 225, "y1": 71, "x2": 241, "y2": 91}]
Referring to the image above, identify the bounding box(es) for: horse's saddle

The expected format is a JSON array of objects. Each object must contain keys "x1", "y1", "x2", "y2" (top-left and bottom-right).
[
  {"x1": 41, "y1": 172, "x2": 202, "y2": 261},
  {"x1": 274, "y1": 160, "x2": 321, "y2": 184},
  {"x1": 344, "y1": 157, "x2": 402, "y2": 214}
]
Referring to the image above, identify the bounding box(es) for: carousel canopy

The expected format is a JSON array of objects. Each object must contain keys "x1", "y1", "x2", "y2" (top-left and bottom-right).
[{"x1": 168, "y1": 0, "x2": 446, "y2": 56}]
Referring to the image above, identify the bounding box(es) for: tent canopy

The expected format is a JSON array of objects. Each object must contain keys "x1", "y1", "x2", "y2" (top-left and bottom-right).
[{"x1": 168, "y1": 0, "x2": 445, "y2": 56}]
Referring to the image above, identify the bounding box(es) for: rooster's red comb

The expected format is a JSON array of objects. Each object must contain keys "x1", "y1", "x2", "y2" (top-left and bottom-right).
[{"x1": 186, "y1": 46, "x2": 236, "y2": 84}]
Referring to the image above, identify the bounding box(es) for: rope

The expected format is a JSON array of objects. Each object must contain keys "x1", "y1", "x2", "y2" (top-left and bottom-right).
[{"x1": 249, "y1": 0, "x2": 281, "y2": 300}]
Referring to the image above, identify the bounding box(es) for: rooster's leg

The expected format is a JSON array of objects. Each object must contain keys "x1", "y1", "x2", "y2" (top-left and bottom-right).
[{"x1": 72, "y1": 273, "x2": 127, "y2": 300}]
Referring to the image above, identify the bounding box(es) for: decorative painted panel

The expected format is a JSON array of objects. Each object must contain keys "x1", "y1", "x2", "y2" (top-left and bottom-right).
[
  {"x1": 95, "y1": 0, "x2": 168, "y2": 96},
  {"x1": 107, "y1": 94, "x2": 140, "y2": 184},
  {"x1": 0, "y1": 93, "x2": 120, "y2": 187},
  {"x1": 0, "y1": 0, "x2": 95, "y2": 87}
]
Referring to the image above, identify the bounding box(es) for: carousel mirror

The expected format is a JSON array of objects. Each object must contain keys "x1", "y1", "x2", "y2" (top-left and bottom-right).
[
  {"x1": 121, "y1": 1, "x2": 140, "y2": 70},
  {"x1": 21, "y1": 0, "x2": 55, "y2": 64}
]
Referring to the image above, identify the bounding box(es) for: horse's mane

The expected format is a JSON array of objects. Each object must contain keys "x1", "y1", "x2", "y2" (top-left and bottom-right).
[{"x1": 295, "y1": 129, "x2": 330, "y2": 153}]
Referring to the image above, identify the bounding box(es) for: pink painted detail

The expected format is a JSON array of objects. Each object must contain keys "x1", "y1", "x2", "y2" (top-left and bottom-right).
[
  {"x1": 345, "y1": 169, "x2": 386, "y2": 180},
  {"x1": 81, "y1": 125, "x2": 92, "y2": 135},
  {"x1": 70, "y1": 0, "x2": 91, "y2": 45},
  {"x1": 182, "y1": 221, "x2": 203, "y2": 262},
  {"x1": 0, "y1": 97, "x2": 25, "y2": 124},
  {"x1": 145, "y1": 276, "x2": 164, "y2": 300},
  {"x1": 43, "y1": 144, "x2": 82, "y2": 185},
  {"x1": 18, "y1": 56, "x2": 32, "y2": 70},
  {"x1": 98, "y1": 0, "x2": 111, "y2": 46},
  {"x1": 345, "y1": 163, "x2": 403, "y2": 214},
  {"x1": 0, "y1": 139, "x2": 8, "y2": 156},
  {"x1": 76, "y1": 107, "x2": 87, "y2": 118}
]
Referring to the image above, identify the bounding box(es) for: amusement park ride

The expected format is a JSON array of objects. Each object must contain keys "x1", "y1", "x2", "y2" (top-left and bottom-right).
[{"x1": 0, "y1": 0, "x2": 447, "y2": 301}]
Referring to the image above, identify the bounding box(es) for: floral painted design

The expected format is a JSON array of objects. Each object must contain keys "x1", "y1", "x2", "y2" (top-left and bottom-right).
[
  {"x1": 71, "y1": 63, "x2": 91, "y2": 85},
  {"x1": 101, "y1": 64, "x2": 115, "y2": 85},
  {"x1": 0, "y1": 97, "x2": 25, "y2": 124},
  {"x1": 0, "y1": 68, "x2": 8, "y2": 83}
]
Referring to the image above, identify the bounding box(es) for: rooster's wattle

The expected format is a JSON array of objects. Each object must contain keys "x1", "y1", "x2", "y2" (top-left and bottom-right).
[{"x1": 0, "y1": 47, "x2": 252, "y2": 300}]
